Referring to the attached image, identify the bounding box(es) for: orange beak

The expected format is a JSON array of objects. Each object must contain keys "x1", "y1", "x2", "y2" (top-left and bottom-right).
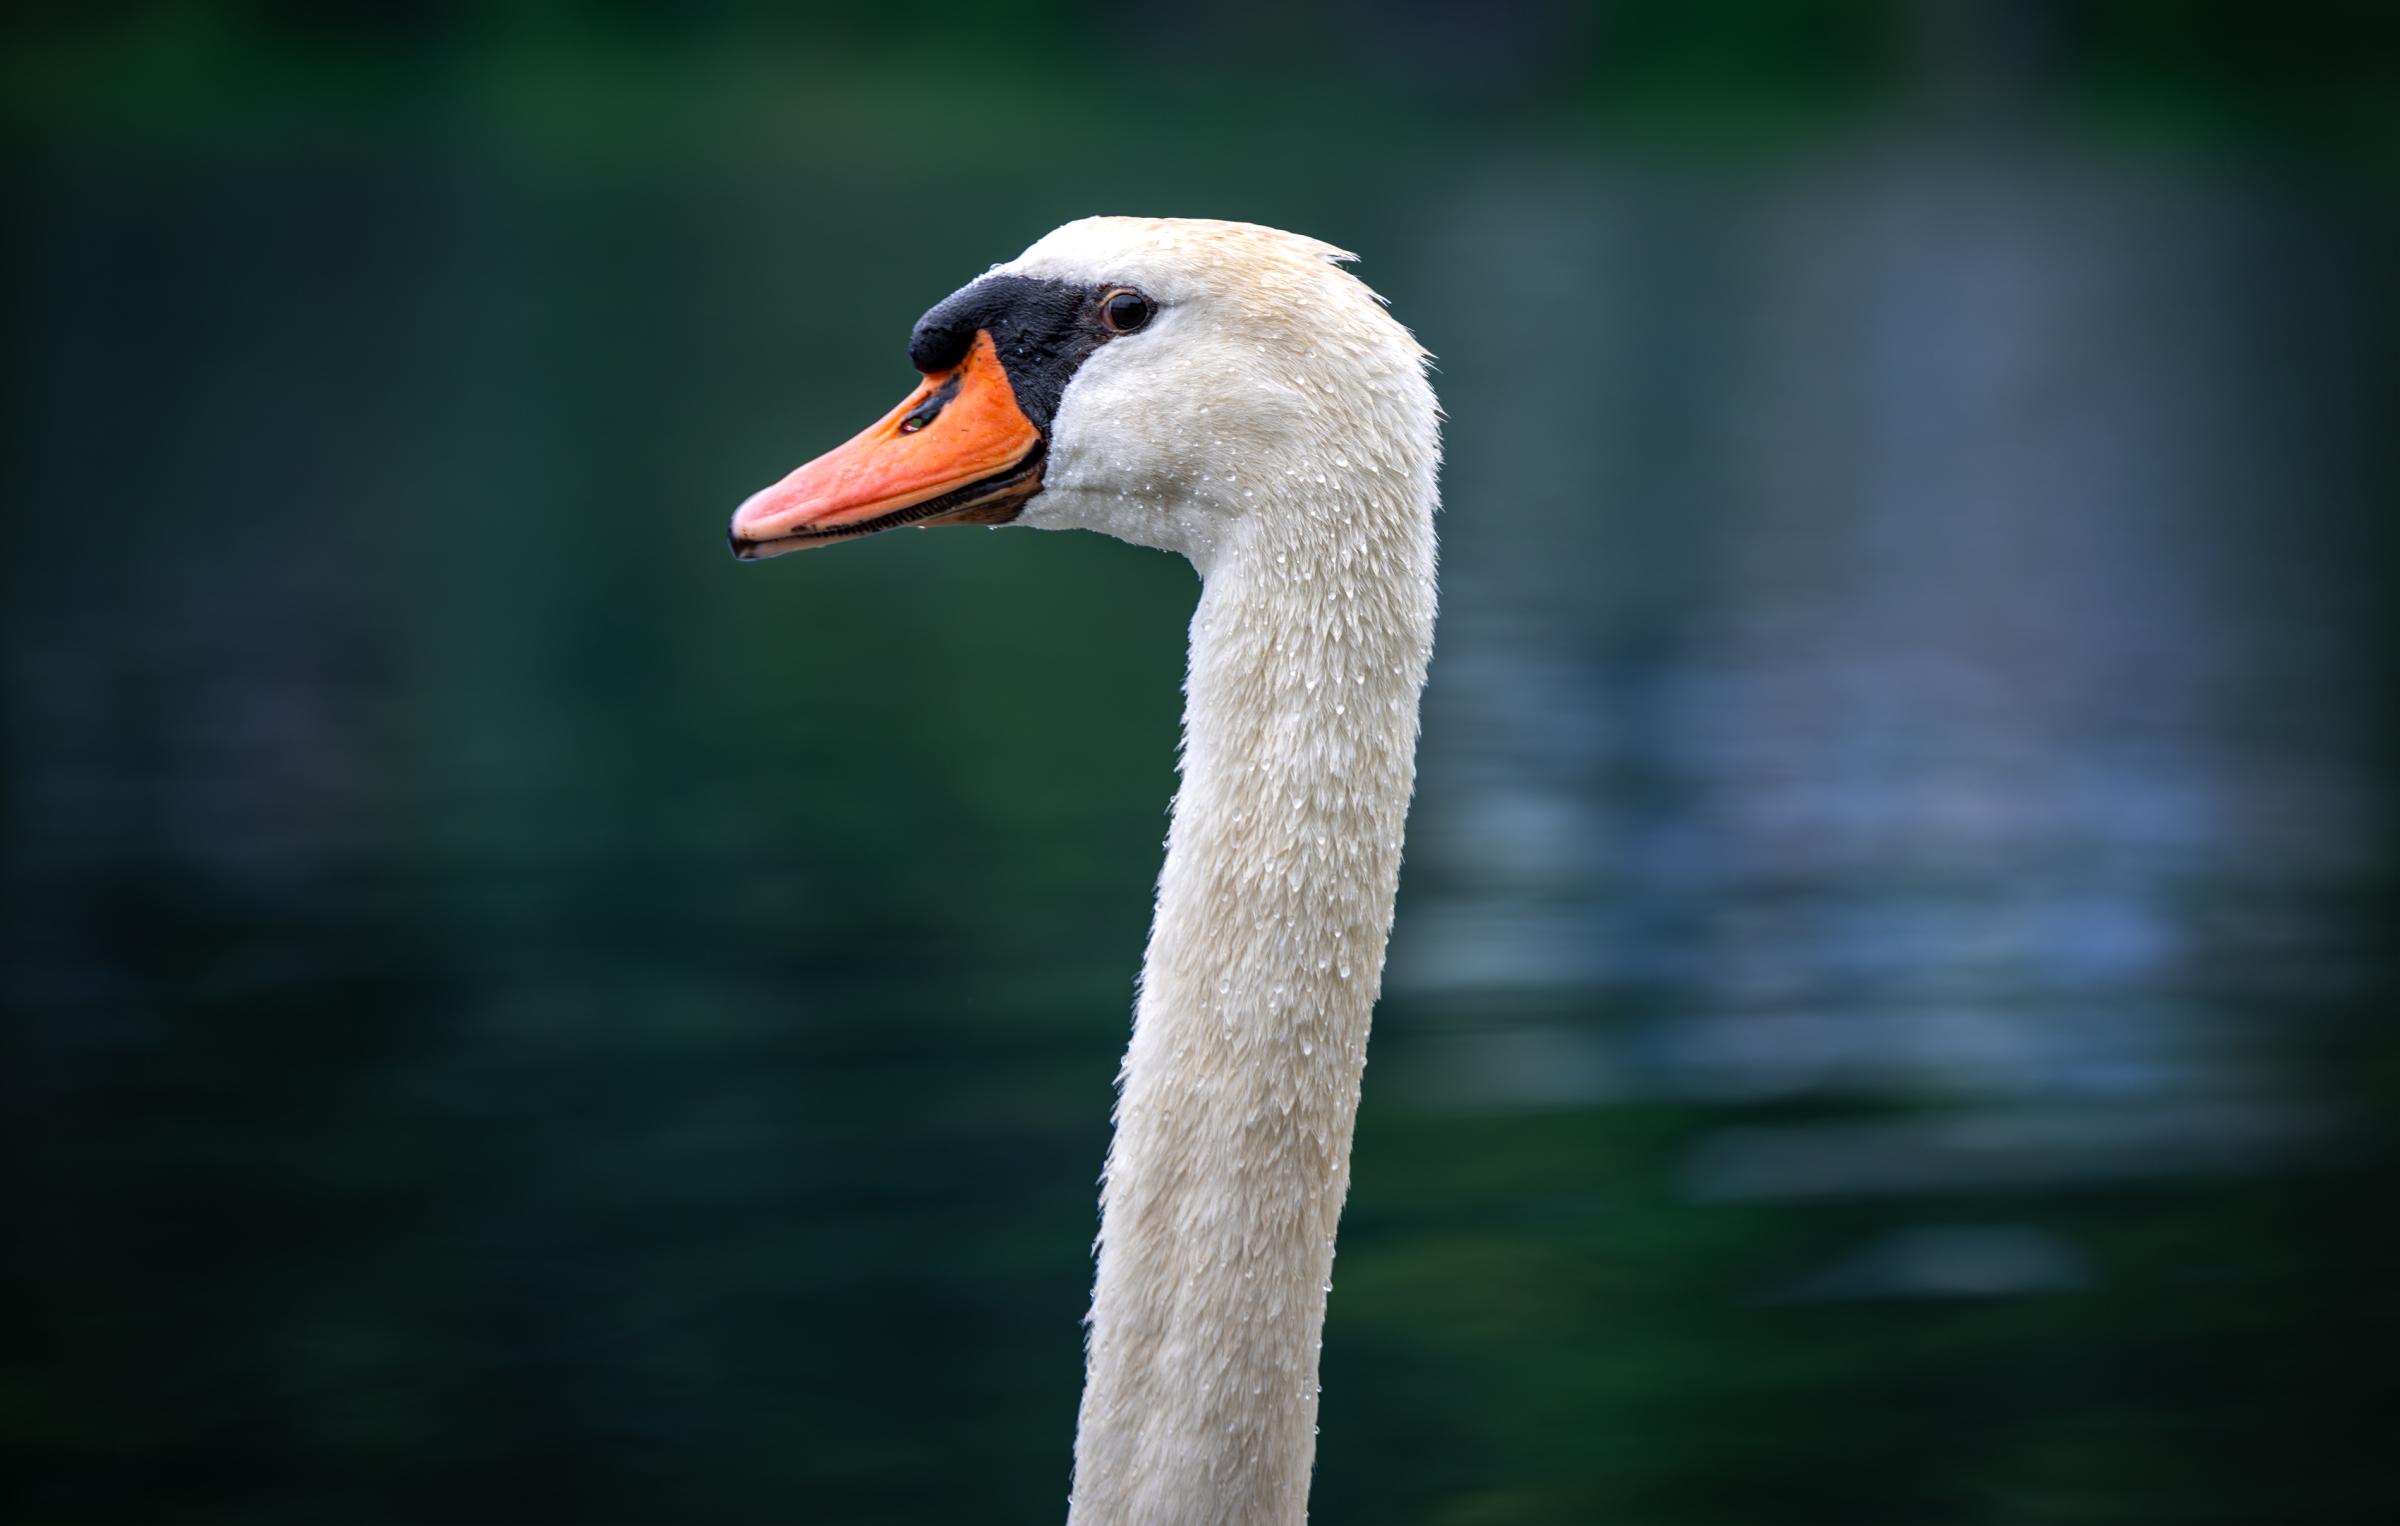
[{"x1": 729, "y1": 330, "x2": 1045, "y2": 560}]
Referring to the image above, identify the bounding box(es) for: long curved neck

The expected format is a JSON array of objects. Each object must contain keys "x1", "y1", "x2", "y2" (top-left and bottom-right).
[{"x1": 1069, "y1": 479, "x2": 1435, "y2": 1525}]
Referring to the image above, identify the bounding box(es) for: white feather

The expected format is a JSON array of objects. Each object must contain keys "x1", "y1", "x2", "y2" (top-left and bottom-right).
[{"x1": 1007, "y1": 218, "x2": 1440, "y2": 1526}]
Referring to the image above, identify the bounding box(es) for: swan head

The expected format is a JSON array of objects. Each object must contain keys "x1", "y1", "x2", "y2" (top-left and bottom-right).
[{"x1": 728, "y1": 216, "x2": 1435, "y2": 569}]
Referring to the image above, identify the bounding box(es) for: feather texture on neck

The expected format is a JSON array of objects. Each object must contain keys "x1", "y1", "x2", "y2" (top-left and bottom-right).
[{"x1": 1069, "y1": 442, "x2": 1436, "y2": 1524}]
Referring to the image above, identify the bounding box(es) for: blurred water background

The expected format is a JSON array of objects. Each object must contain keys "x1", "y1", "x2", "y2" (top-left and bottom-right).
[{"x1": 5, "y1": 4, "x2": 2396, "y2": 1523}]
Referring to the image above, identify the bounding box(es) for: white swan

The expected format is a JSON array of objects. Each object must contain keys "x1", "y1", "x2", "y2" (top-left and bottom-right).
[{"x1": 730, "y1": 217, "x2": 1439, "y2": 1525}]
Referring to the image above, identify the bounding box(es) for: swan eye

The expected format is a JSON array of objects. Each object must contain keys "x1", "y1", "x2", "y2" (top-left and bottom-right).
[{"x1": 1099, "y1": 288, "x2": 1154, "y2": 334}]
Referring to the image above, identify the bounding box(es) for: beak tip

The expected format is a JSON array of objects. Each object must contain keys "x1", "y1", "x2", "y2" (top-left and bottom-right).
[{"x1": 728, "y1": 525, "x2": 758, "y2": 561}]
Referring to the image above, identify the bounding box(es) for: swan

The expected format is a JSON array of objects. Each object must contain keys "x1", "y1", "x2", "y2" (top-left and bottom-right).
[{"x1": 728, "y1": 217, "x2": 1439, "y2": 1525}]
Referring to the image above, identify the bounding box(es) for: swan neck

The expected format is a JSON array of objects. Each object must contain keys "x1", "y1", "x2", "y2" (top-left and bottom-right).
[{"x1": 1068, "y1": 489, "x2": 1434, "y2": 1525}]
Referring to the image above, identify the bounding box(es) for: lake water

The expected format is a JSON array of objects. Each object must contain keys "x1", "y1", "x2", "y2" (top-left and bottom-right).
[{"x1": 6, "y1": 134, "x2": 2392, "y2": 1524}]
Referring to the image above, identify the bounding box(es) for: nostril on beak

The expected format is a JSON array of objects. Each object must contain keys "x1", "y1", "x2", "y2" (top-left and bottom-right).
[{"x1": 897, "y1": 370, "x2": 965, "y2": 436}]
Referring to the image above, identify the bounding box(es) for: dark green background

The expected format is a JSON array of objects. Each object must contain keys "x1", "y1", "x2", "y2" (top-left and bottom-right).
[{"x1": 5, "y1": 4, "x2": 2396, "y2": 1523}]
